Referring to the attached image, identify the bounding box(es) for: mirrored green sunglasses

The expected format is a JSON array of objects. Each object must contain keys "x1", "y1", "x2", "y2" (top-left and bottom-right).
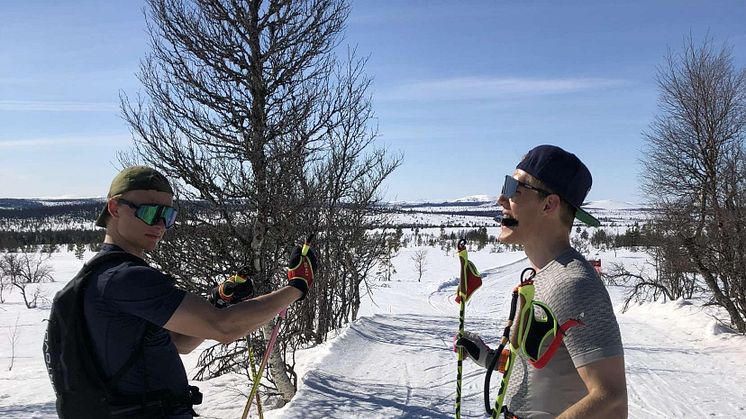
[{"x1": 116, "y1": 198, "x2": 177, "y2": 229}]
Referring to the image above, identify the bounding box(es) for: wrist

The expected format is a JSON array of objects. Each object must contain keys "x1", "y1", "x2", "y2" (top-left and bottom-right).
[
  {"x1": 287, "y1": 278, "x2": 308, "y2": 300},
  {"x1": 483, "y1": 348, "x2": 496, "y2": 369}
]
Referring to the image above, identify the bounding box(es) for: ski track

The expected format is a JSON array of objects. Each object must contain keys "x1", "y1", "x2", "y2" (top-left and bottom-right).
[
  {"x1": 621, "y1": 313, "x2": 746, "y2": 418},
  {"x1": 272, "y1": 256, "x2": 533, "y2": 419},
  {"x1": 273, "y1": 314, "x2": 458, "y2": 418}
]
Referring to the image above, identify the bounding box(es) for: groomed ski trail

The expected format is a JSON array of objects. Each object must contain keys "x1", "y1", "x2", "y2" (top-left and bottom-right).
[
  {"x1": 619, "y1": 302, "x2": 746, "y2": 418},
  {"x1": 274, "y1": 314, "x2": 461, "y2": 418},
  {"x1": 269, "y1": 254, "x2": 528, "y2": 418}
]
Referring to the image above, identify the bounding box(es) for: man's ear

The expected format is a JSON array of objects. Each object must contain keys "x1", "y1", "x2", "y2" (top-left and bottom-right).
[
  {"x1": 107, "y1": 199, "x2": 120, "y2": 220},
  {"x1": 543, "y1": 194, "x2": 562, "y2": 216}
]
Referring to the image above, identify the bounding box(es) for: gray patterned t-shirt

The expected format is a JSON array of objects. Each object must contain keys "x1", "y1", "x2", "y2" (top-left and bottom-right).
[{"x1": 505, "y1": 248, "x2": 624, "y2": 418}]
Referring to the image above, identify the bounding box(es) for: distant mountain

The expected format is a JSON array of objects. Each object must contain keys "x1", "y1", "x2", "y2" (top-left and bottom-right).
[
  {"x1": 583, "y1": 200, "x2": 645, "y2": 210},
  {"x1": 0, "y1": 197, "x2": 104, "y2": 210},
  {"x1": 387, "y1": 196, "x2": 646, "y2": 210},
  {"x1": 379, "y1": 196, "x2": 653, "y2": 229},
  {"x1": 389, "y1": 195, "x2": 496, "y2": 208},
  {"x1": 0, "y1": 196, "x2": 648, "y2": 226},
  {"x1": 0, "y1": 198, "x2": 46, "y2": 210},
  {"x1": 452, "y1": 194, "x2": 497, "y2": 203},
  {"x1": 1, "y1": 196, "x2": 647, "y2": 212}
]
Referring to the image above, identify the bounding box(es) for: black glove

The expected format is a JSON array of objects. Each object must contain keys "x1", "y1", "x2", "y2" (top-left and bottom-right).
[
  {"x1": 208, "y1": 267, "x2": 255, "y2": 308},
  {"x1": 286, "y1": 245, "x2": 318, "y2": 301},
  {"x1": 454, "y1": 331, "x2": 495, "y2": 369}
]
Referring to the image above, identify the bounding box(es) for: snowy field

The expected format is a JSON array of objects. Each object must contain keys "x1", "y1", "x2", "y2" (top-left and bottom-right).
[{"x1": 1, "y1": 245, "x2": 746, "y2": 418}]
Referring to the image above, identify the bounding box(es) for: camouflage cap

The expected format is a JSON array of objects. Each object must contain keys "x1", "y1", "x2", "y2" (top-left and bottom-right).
[{"x1": 95, "y1": 166, "x2": 174, "y2": 228}]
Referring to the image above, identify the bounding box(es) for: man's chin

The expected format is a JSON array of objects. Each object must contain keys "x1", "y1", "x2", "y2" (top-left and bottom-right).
[
  {"x1": 499, "y1": 228, "x2": 519, "y2": 244},
  {"x1": 143, "y1": 240, "x2": 160, "y2": 252},
  {"x1": 500, "y1": 224, "x2": 516, "y2": 233}
]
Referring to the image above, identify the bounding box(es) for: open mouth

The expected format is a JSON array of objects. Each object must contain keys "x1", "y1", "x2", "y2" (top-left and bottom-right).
[{"x1": 501, "y1": 216, "x2": 518, "y2": 227}]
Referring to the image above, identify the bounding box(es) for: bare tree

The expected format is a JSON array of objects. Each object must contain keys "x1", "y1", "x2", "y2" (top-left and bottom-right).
[
  {"x1": 641, "y1": 36, "x2": 746, "y2": 332},
  {"x1": 603, "y1": 239, "x2": 700, "y2": 312},
  {"x1": 121, "y1": 0, "x2": 400, "y2": 402},
  {"x1": 570, "y1": 234, "x2": 590, "y2": 256},
  {"x1": 411, "y1": 248, "x2": 428, "y2": 282},
  {"x1": 0, "y1": 259, "x2": 10, "y2": 303},
  {"x1": 0, "y1": 253, "x2": 53, "y2": 309},
  {"x1": 7, "y1": 314, "x2": 20, "y2": 371}
]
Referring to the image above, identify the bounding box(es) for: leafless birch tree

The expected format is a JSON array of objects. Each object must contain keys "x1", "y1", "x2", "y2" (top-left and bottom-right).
[
  {"x1": 641, "y1": 36, "x2": 746, "y2": 332},
  {"x1": 411, "y1": 248, "x2": 428, "y2": 282},
  {"x1": 0, "y1": 253, "x2": 52, "y2": 309},
  {"x1": 121, "y1": 0, "x2": 400, "y2": 401}
]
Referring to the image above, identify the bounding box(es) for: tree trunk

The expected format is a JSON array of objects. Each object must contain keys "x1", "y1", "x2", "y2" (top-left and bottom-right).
[
  {"x1": 685, "y1": 239, "x2": 746, "y2": 332},
  {"x1": 263, "y1": 321, "x2": 296, "y2": 403}
]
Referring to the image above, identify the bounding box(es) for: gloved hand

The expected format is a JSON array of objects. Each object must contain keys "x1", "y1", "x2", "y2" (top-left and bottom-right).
[
  {"x1": 208, "y1": 266, "x2": 255, "y2": 308},
  {"x1": 286, "y1": 244, "x2": 317, "y2": 301},
  {"x1": 454, "y1": 331, "x2": 495, "y2": 369}
]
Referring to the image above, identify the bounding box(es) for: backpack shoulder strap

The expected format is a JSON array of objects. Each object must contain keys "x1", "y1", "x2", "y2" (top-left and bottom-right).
[
  {"x1": 106, "y1": 322, "x2": 159, "y2": 391},
  {"x1": 83, "y1": 250, "x2": 148, "y2": 273},
  {"x1": 80, "y1": 250, "x2": 153, "y2": 391}
]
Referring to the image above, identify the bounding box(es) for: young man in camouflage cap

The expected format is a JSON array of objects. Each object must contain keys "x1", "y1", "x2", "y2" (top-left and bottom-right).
[
  {"x1": 457, "y1": 145, "x2": 627, "y2": 418},
  {"x1": 83, "y1": 166, "x2": 316, "y2": 418}
]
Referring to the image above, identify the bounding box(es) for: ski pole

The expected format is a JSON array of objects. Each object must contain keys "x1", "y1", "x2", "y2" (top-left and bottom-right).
[
  {"x1": 455, "y1": 239, "x2": 468, "y2": 419},
  {"x1": 247, "y1": 342, "x2": 264, "y2": 419},
  {"x1": 241, "y1": 308, "x2": 286, "y2": 419},
  {"x1": 241, "y1": 235, "x2": 314, "y2": 419},
  {"x1": 485, "y1": 267, "x2": 535, "y2": 418}
]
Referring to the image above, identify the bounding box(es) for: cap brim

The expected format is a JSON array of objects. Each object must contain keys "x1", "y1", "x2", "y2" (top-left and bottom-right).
[
  {"x1": 95, "y1": 203, "x2": 109, "y2": 228},
  {"x1": 576, "y1": 207, "x2": 600, "y2": 227}
]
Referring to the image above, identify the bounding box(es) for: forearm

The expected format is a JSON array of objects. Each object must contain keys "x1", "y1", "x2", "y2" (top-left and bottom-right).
[
  {"x1": 169, "y1": 331, "x2": 205, "y2": 354},
  {"x1": 557, "y1": 389, "x2": 627, "y2": 419},
  {"x1": 219, "y1": 286, "x2": 302, "y2": 341}
]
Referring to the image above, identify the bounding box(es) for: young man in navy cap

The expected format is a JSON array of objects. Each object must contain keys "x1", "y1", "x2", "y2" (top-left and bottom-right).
[
  {"x1": 77, "y1": 166, "x2": 315, "y2": 418},
  {"x1": 457, "y1": 145, "x2": 627, "y2": 418}
]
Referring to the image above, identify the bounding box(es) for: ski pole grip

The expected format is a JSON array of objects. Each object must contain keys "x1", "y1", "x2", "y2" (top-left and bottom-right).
[
  {"x1": 302, "y1": 233, "x2": 315, "y2": 256},
  {"x1": 231, "y1": 274, "x2": 247, "y2": 284}
]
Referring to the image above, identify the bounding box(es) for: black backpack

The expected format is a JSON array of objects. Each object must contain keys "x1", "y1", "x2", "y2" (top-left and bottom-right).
[{"x1": 43, "y1": 251, "x2": 179, "y2": 418}]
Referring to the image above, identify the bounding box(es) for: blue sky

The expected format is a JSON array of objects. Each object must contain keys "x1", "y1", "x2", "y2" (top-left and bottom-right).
[{"x1": 1, "y1": 1, "x2": 745, "y2": 203}]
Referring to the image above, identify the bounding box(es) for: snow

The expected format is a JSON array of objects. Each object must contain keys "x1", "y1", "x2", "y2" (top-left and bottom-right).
[
  {"x1": 1, "y1": 247, "x2": 746, "y2": 418},
  {"x1": 385, "y1": 197, "x2": 643, "y2": 212},
  {"x1": 452, "y1": 194, "x2": 496, "y2": 203},
  {"x1": 383, "y1": 212, "x2": 498, "y2": 227},
  {"x1": 584, "y1": 200, "x2": 642, "y2": 210}
]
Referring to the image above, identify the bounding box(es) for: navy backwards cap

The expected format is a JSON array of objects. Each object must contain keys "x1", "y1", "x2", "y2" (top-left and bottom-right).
[{"x1": 516, "y1": 145, "x2": 600, "y2": 227}]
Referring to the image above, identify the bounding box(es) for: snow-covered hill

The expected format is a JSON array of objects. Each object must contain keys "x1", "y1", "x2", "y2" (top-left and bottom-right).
[
  {"x1": 382, "y1": 197, "x2": 652, "y2": 228},
  {"x1": 389, "y1": 196, "x2": 643, "y2": 210},
  {"x1": 584, "y1": 199, "x2": 643, "y2": 210},
  {"x1": 0, "y1": 196, "x2": 654, "y2": 233}
]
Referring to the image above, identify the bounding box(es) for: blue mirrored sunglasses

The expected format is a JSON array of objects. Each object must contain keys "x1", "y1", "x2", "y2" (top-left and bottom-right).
[
  {"x1": 501, "y1": 175, "x2": 552, "y2": 199},
  {"x1": 116, "y1": 198, "x2": 177, "y2": 229}
]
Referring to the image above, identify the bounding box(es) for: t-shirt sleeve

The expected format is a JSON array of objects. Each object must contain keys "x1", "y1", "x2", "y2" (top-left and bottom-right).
[
  {"x1": 546, "y1": 263, "x2": 624, "y2": 368},
  {"x1": 101, "y1": 264, "x2": 187, "y2": 327}
]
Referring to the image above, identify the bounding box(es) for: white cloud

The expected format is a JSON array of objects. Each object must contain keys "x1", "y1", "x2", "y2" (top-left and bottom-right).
[
  {"x1": 0, "y1": 134, "x2": 131, "y2": 149},
  {"x1": 0, "y1": 100, "x2": 117, "y2": 112},
  {"x1": 377, "y1": 76, "x2": 630, "y2": 102}
]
